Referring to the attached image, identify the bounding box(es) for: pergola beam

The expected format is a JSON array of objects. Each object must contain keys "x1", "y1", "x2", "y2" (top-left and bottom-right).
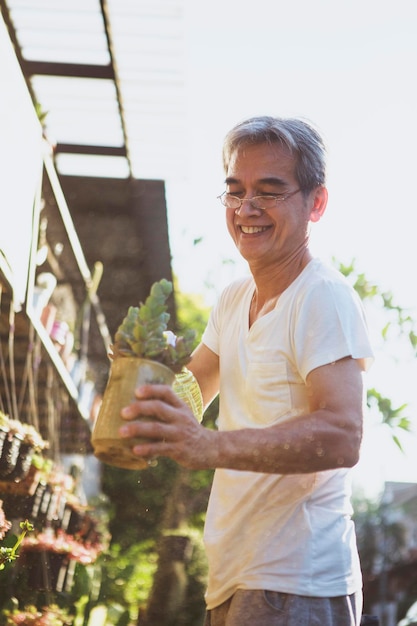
[
  {"x1": 55, "y1": 143, "x2": 127, "y2": 157},
  {"x1": 23, "y1": 60, "x2": 115, "y2": 80}
]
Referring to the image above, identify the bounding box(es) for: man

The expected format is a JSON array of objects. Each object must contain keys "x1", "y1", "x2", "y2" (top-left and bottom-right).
[{"x1": 119, "y1": 116, "x2": 374, "y2": 625}]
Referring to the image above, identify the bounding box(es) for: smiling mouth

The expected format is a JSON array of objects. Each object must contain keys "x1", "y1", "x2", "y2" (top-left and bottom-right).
[{"x1": 240, "y1": 225, "x2": 270, "y2": 234}]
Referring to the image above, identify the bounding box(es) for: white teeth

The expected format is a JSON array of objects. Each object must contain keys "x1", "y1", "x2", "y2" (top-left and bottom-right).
[{"x1": 240, "y1": 225, "x2": 268, "y2": 234}]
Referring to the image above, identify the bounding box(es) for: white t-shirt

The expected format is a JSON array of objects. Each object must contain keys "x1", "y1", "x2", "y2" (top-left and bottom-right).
[{"x1": 202, "y1": 258, "x2": 374, "y2": 610}]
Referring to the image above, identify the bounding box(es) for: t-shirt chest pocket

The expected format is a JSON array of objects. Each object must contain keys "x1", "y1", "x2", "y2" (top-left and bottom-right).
[{"x1": 244, "y1": 359, "x2": 292, "y2": 425}]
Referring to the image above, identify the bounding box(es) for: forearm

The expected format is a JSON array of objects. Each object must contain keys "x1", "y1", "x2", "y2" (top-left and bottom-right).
[{"x1": 201, "y1": 410, "x2": 362, "y2": 474}]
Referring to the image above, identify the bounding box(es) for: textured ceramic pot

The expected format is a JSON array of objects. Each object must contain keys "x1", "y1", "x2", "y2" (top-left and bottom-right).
[
  {"x1": 91, "y1": 357, "x2": 175, "y2": 469},
  {"x1": 0, "y1": 432, "x2": 23, "y2": 478},
  {"x1": 22, "y1": 550, "x2": 75, "y2": 593},
  {"x1": 7, "y1": 442, "x2": 35, "y2": 481}
]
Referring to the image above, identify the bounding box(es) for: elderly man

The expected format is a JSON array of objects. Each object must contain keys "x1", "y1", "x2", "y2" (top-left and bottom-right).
[{"x1": 120, "y1": 116, "x2": 373, "y2": 626}]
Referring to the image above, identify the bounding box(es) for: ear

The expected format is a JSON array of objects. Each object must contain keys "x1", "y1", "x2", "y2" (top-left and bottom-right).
[{"x1": 309, "y1": 186, "x2": 328, "y2": 223}]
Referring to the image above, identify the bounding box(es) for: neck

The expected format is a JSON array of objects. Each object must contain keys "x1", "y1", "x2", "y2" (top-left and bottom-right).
[
  {"x1": 250, "y1": 247, "x2": 313, "y2": 303},
  {"x1": 248, "y1": 248, "x2": 312, "y2": 327}
]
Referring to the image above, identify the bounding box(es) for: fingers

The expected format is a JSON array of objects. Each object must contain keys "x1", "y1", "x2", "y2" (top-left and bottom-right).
[
  {"x1": 121, "y1": 384, "x2": 183, "y2": 421},
  {"x1": 118, "y1": 414, "x2": 172, "y2": 465},
  {"x1": 131, "y1": 437, "x2": 170, "y2": 463},
  {"x1": 119, "y1": 414, "x2": 169, "y2": 440},
  {"x1": 118, "y1": 382, "x2": 205, "y2": 468},
  {"x1": 135, "y1": 383, "x2": 181, "y2": 405},
  {"x1": 120, "y1": 417, "x2": 189, "y2": 467},
  {"x1": 118, "y1": 386, "x2": 186, "y2": 454}
]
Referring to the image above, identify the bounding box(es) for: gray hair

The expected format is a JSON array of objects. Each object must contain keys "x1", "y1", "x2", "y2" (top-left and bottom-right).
[{"x1": 222, "y1": 116, "x2": 326, "y2": 192}]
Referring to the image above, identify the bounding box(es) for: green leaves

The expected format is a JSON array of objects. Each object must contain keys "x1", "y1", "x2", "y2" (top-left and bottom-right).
[
  {"x1": 112, "y1": 279, "x2": 195, "y2": 373},
  {"x1": 0, "y1": 520, "x2": 34, "y2": 570},
  {"x1": 367, "y1": 387, "x2": 411, "y2": 452},
  {"x1": 337, "y1": 257, "x2": 417, "y2": 356}
]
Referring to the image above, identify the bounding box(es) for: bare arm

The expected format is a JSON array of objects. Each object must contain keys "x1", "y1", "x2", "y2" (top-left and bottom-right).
[
  {"x1": 210, "y1": 356, "x2": 364, "y2": 473},
  {"x1": 187, "y1": 342, "x2": 220, "y2": 410},
  {"x1": 119, "y1": 356, "x2": 364, "y2": 474}
]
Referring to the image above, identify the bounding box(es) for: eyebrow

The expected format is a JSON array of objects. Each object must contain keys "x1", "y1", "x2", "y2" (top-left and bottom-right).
[{"x1": 224, "y1": 176, "x2": 288, "y2": 187}]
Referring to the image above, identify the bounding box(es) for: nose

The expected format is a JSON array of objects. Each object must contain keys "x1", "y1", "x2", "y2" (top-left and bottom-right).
[{"x1": 234, "y1": 198, "x2": 263, "y2": 216}]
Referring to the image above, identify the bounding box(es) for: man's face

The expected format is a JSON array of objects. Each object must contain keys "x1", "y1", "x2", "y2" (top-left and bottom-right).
[{"x1": 224, "y1": 142, "x2": 320, "y2": 269}]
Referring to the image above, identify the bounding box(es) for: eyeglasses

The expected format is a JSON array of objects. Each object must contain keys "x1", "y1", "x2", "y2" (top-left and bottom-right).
[{"x1": 217, "y1": 188, "x2": 301, "y2": 211}]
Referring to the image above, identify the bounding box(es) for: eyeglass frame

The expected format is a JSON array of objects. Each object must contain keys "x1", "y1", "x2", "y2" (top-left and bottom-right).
[{"x1": 217, "y1": 188, "x2": 302, "y2": 211}]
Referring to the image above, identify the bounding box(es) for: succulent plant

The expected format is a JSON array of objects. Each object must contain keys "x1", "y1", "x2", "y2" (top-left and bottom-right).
[{"x1": 111, "y1": 279, "x2": 195, "y2": 374}]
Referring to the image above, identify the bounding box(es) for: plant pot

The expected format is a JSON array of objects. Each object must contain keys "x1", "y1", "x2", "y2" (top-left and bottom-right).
[
  {"x1": 6, "y1": 442, "x2": 35, "y2": 482},
  {"x1": 91, "y1": 357, "x2": 175, "y2": 469},
  {"x1": 21, "y1": 549, "x2": 75, "y2": 592},
  {"x1": 0, "y1": 432, "x2": 23, "y2": 478},
  {"x1": 0, "y1": 427, "x2": 8, "y2": 455}
]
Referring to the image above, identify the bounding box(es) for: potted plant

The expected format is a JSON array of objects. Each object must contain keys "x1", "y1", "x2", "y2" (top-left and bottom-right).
[
  {"x1": 16, "y1": 523, "x2": 107, "y2": 594},
  {"x1": 7, "y1": 424, "x2": 48, "y2": 483},
  {"x1": 91, "y1": 279, "x2": 198, "y2": 469},
  {"x1": 0, "y1": 415, "x2": 48, "y2": 484},
  {"x1": 0, "y1": 414, "x2": 23, "y2": 479}
]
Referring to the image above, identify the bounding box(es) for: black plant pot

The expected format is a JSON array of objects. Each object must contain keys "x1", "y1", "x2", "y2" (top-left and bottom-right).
[
  {"x1": 61, "y1": 506, "x2": 83, "y2": 535},
  {"x1": 0, "y1": 428, "x2": 8, "y2": 455},
  {"x1": 6, "y1": 442, "x2": 35, "y2": 481},
  {"x1": 21, "y1": 549, "x2": 76, "y2": 593},
  {"x1": 0, "y1": 432, "x2": 22, "y2": 478},
  {"x1": 30, "y1": 481, "x2": 48, "y2": 521}
]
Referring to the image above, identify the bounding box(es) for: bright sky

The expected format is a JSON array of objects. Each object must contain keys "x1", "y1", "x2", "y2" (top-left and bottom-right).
[
  {"x1": 164, "y1": 0, "x2": 417, "y2": 497},
  {"x1": 169, "y1": 0, "x2": 416, "y2": 306}
]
